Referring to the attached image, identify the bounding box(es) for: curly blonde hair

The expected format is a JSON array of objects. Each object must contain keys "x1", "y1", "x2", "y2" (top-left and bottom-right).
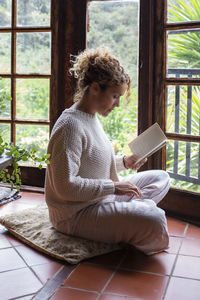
[{"x1": 69, "y1": 48, "x2": 131, "y2": 102}]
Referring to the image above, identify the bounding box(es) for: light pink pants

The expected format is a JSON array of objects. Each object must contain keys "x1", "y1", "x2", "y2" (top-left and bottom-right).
[{"x1": 58, "y1": 170, "x2": 170, "y2": 255}]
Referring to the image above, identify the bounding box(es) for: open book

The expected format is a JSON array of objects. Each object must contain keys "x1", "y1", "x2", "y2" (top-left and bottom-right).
[{"x1": 128, "y1": 123, "x2": 168, "y2": 165}]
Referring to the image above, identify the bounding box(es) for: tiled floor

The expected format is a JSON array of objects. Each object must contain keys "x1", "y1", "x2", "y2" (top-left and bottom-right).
[{"x1": 0, "y1": 191, "x2": 200, "y2": 300}]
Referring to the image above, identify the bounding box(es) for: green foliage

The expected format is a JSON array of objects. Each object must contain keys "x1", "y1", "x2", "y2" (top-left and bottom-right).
[
  {"x1": 168, "y1": 0, "x2": 200, "y2": 22},
  {"x1": 16, "y1": 32, "x2": 51, "y2": 74},
  {"x1": 0, "y1": 77, "x2": 11, "y2": 117},
  {"x1": 17, "y1": 0, "x2": 50, "y2": 27},
  {"x1": 166, "y1": 86, "x2": 200, "y2": 192},
  {"x1": 0, "y1": 0, "x2": 11, "y2": 27},
  {"x1": 0, "y1": 142, "x2": 50, "y2": 190},
  {"x1": 168, "y1": 0, "x2": 200, "y2": 68},
  {"x1": 167, "y1": 0, "x2": 200, "y2": 192},
  {"x1": 16, "y1": 79, "x2": 49, "y2": 120},
  {"x1": 0, "y1": 77, "x2": 50, "y2": 190},
  {"x1": 88, "y1": 1, "x2": 139, "y2": 87}
]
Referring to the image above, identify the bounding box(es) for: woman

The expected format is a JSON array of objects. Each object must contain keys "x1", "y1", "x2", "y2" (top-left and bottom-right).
[{"x1": 45, "y1": 48, "x2": 170, "y2": 255}]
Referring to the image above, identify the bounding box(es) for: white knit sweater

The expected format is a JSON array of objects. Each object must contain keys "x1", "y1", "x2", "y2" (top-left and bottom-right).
[{"x1": 45, "y1": 107, "x2": 127, "y2": 227}]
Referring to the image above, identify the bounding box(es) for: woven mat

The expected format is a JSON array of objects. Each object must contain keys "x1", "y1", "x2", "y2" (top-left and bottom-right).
[{"x1": 0, "y1": 204, "x2": 121, "y2": 264}]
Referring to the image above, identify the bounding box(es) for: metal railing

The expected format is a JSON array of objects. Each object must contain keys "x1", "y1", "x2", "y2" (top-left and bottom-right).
[{"x1": 167, "y1": 68, "x2": 200, "y2": 186}]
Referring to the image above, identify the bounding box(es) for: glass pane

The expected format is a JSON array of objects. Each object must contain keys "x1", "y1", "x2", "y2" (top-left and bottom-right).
[
  {"x1": 0, "y1": 78, "x2": 11, "y2": 118},
  {"x1": 166, "y1": 85, "x2": 200, "y2": 136},
  {"x1": 17, "y1": 0, "x2": 50, "y2": 27},
  {"x1": 0, "y1": 33, "x2": 11, "y2": 73},
  {"x1": 166, "y1": 140, "x2": 200, "y2": 193},
  {"x1": 16, "y1": 32, "x2": 51, "y2": 74},
  {"x1": 0, "y1": 0, "x2": 11, "y2": 27},
  {"x1": 167, "y1": 0, "x2": 200, "y2": 23},
  {"x1": 167, "y1": 29, "x2": 200, "y2": 78},
  {"x1": 16, "y1": 79, "x2": 49, "y2": 120},
  {"x1": 0, "y1": 123, "x2": 10, "y2": 143},
  {"x1": 88, "y1": 0, "x2": 139, "y2": 176},
  {"x1": 16, "y1": 124, "x2": 49, "y2": 164}
]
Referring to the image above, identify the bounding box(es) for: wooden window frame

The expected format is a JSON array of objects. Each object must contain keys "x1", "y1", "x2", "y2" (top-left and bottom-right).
[
  {"x1": 138, "y1": 0, "x2": 200, "y2": 225},
  {"x1": 23, "y1": 0, "x2": 88, "y2": 187},
  {"x1": 0, "y1": 0, "x2": 51, "y2": 187},
  {"x1": 0, "y1": 0, "x2": 87, "y2": 187}
]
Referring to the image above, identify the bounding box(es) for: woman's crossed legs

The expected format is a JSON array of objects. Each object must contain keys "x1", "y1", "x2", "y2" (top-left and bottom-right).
[{"x1": 59, "y1": 170, "x2": 170, "y2": 255}]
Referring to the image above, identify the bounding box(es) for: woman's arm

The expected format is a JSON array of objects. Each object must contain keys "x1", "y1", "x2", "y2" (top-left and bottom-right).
[
  {"x1": 115, "y1": 154, "x2": 147, "y2": 173},
  {"x1": 115, "y1": 155, "x2": 128, "y2": 172}
]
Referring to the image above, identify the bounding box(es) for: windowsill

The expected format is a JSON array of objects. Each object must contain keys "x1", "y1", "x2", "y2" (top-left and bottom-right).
[
  {"x1": 0, "y1": 153, "x2": 13, "y2": 170},
  {"x1": 0, "y1": 183, "x2": 44, "y2": 194}
]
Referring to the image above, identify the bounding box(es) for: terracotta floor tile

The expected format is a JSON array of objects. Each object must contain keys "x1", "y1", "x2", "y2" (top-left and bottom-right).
[
  {"x1": 15, "y1": 244, "x2": 54, "y2": 266},
  {"x1": 99, "y1": 294, "x2": 135, "y2": 299},
  {"x1": 0, "y1": 267, "x2": 42, "y2": 299},
  {"x1": 3, "y1": 231, "x2": 24, "y2": 246},
  {"x1": 166, "y1": 216, "x2": 187, "y2": 237},
  {"x1": 166, "y1": 236, "x2": 182, "y2": 254},
  {"x1": 86, "y1": 249, "x2": 126, "y2": 267},
  {"x1": 64, "y1": 263, "x2": 114, "y2": 292},
  {"x1": 0, "y1": 234, "x2": 12, "y2": 249},
  {"x1": 50, "y1": 287, "x2": 98, "y2": 300},
  {"x1": 105, "y1": 269, "x2": 168, "y2": 300},
  {"x1": 0, "y1": 248, "x2": 26, "y2": 272},
  {"x1": 173, "y1": 255, "x2": 200, "y2": 280},
  {"x1": 31, "y1": 261, "x2": 63, "y2": 284},
  {"x1": 164, "y1": 277, "x2": 200, "y2": 300},
  {"x1": 120, "y1": 247, "x2": 176, "y2": 275},
  {"x1": 186, "y1": 224, "x2": 200, "y2": 239},
  {"x1": 180, "y1": 237, "x2": 200, "y2": 256}
]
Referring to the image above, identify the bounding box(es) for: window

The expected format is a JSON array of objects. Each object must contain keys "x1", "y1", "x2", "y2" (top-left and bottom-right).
[
  {"x1": 149, "y1": 0, "x2": 200, "y2": 222},
  {"x1": 88, "y1": 0, "x2": 139, "y2": 176},
  {"x1": 0, "y1": 0, "x2": 51, "y2": 166},
  {"x1": 0, "y1": 0, "x2": 51, "y2": 185},
  {"x1": 165, "y1": 0, "x2": 200, "y2": 193}
]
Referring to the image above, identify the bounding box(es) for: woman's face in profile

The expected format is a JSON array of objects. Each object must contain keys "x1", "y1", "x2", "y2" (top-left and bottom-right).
[{"x1": 94, "y1": 83, "x2": 127, "y2": 117}]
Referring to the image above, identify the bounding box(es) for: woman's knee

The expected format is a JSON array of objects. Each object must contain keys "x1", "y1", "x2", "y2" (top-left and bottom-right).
[
  {"x1": 160, "y1": 170, "x2": 170, "y2": 184},
  {"x1": 150, "y1": 169, "x2": 170, "y2": 186},
  {"x1": 148, "y1": 207, "x2": 168, "y2": 235},
  {"x1": 146, "y1": 170, "x2": 170, "y2": 204},
  {"x1": 130, "y1": 207, "x2": 169, "y2": 253},
  {"x1": 145, "y1": 213, "x2": 169, "y2": 255}
]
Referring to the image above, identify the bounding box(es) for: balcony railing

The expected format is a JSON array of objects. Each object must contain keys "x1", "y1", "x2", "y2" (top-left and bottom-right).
[{"x1": 167, "y1": 68, "x2": 200, "y2": 186}]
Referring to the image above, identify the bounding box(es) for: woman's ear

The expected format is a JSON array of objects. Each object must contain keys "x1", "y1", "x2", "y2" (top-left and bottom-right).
[{"x1": 90, "y1": 82, "x2": 100, "y2": 95}]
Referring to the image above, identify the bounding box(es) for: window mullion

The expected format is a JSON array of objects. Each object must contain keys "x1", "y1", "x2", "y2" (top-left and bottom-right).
[{"x1": 11, "y1": 0, "x2": 17, "y2": 144}]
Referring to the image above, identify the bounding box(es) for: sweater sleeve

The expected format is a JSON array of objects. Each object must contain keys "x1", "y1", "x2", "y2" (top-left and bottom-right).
[
  {"x1": 47, "y1": 121, "x2": 115, "y2": 203},
  {"x1": 115, "y1": 155, "x2": 127, "y2": 172}
]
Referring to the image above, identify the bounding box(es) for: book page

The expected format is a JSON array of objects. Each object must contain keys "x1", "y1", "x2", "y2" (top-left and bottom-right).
[{"x1": 128, "y1": 123, "x2": 168, "y2": 164}]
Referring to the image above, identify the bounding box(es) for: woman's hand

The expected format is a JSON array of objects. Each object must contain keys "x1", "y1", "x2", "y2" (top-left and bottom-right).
[
  {"x1": 123, "y1": 154, "x2": 147, "y2": 170},
  {"x1": 114, "y1": 181, "x2": 142, "y2": 198}
]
